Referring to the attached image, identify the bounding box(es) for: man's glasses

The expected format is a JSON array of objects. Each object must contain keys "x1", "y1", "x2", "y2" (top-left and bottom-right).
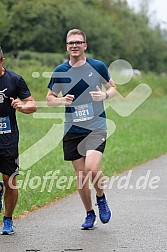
[{"x1": 66, "y1": 41, "x2": 86, "y2": 46}]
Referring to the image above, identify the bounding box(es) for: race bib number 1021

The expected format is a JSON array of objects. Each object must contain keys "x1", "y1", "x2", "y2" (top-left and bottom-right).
[{"x1": 72, "y1": 103, "x2": 94, "y2": 122}]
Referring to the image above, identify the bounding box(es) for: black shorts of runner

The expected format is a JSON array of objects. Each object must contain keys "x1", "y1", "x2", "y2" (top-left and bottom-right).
[
  {"x1": 63, "y1": 130, "x2": 107, "y2": 161},
  {"x1": 0, "y1": 147, "x2": 19, "y2": 176}
]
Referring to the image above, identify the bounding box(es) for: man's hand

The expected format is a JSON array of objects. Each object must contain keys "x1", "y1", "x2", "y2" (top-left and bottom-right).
[
  {"x1": 46, "y1": 89, "x2": 75, "y2": 107},
  {"x1": 10, "y1": 97, "x2": 24, "y2": 111},
  {"x1": 63, "y1": 94, "x2": 75, "y2": 105},
  {"x1": 10, "y1": 97, "x2": 36, "y2": 114},
  {"x1": 89, "y1": 86, "x2": 106, "y2": 101}
]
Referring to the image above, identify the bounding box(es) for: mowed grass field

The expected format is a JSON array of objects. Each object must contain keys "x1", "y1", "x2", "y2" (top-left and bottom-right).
[{"x1": 0, "y1": 57, "x2": 167, "y2": 220}]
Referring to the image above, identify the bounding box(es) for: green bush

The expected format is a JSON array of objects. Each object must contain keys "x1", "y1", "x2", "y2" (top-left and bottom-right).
[{"x1": 6, "y1": 50, "x2": 64, "y2": 67}]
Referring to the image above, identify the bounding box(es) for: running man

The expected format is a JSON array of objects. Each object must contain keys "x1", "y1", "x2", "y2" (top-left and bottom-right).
[
  {"x1": 0, "y1": 46, "x2": 36, "y2": 234},
  {"x1": 46, "y1": 29, "x2": 116, "y2": 229}
]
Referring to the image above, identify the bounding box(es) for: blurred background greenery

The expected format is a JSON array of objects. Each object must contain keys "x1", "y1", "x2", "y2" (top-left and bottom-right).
[{"x1": 1, "y1": 0, "x2": 167, "y2": 73}]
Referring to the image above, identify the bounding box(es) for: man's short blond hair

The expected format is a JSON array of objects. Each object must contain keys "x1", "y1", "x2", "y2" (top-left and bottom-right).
[{"x1": 66, "y1": 29, "x2": 86, "y2": 42}]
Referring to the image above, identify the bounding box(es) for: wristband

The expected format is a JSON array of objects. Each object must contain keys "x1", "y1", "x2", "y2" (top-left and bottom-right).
[{"x1": 105, "y1": 92, "x2": 109, "y2": 99}]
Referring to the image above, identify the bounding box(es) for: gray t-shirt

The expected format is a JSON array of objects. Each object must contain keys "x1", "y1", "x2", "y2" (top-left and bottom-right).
[{"x1": 48, "y1": 58, "x2": 110, "y2": 133}]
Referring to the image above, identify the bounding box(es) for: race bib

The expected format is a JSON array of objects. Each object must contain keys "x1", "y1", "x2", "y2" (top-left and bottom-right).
[
  {"x1": 0, "y1": 116, "x2": 11, "y2": 134},
  {"x1": 72, "y1": 103, "x2": 94, "y2": 122}
]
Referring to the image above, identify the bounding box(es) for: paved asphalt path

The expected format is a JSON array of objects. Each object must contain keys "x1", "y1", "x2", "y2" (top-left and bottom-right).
[{"x1": 0, "y1": 154, "x2": 167, "y2": 252}]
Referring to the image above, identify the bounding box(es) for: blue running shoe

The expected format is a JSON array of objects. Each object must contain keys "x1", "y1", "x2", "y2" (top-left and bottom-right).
[
  {"x1": 0, "y1": 182, "x2": 4, "y2": 212},
  {"x1": 96, "y1": 197, "x2": 112, "y2": 224},
  {"x1": 81, "y1": 212, "x2": 96, "y2": 230},
  {"x1": 1, "y1": 218, "x2": 14, "y2": 235}
]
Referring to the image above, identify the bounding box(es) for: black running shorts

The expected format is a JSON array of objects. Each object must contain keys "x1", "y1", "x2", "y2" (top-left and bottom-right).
[
  {"x1": 0, "y1": 147, "x2": 19, "y2": 176},
  {"x1": 63, "y1": 130, "x2": 107, "y2": 161}
]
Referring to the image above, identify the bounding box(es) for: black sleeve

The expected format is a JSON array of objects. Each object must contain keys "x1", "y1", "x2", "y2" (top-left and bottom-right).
[{"x1": 17, "y1": 77, "x2": 31, "y2": 100}]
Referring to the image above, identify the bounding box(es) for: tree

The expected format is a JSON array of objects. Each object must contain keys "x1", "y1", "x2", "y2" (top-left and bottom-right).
[
  {"x1": 1, "y1": 0, "x2": 166, "y2": 72},
  {"x1": 0, "y1": 2, "x2": 11, "y2": 45}
]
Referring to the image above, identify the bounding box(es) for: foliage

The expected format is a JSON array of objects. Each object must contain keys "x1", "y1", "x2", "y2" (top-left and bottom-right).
[
  {"x1": 0, "y1": 2, "x2": 11, "y2": 43},
  {"x1": 1, "y1": 0, "x2": 167, "y2": 73}
]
